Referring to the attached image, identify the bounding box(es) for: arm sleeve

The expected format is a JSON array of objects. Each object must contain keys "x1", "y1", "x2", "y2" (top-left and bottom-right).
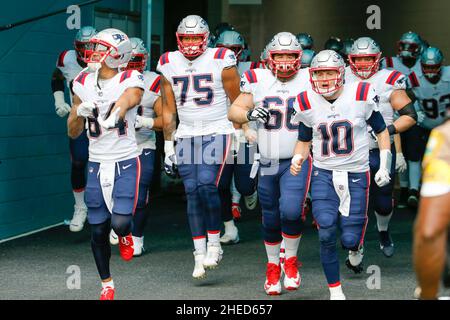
[
  {"x1": 298, "y1": 122, "x2": 313, "y2": 142},
  {"x1": 367, "y1": 111, "x2": 387, "y2": 134}
]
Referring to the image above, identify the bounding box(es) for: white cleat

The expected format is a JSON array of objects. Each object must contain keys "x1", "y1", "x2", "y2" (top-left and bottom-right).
[
  {"x1": 244, "y1": 191, "x2": 258, "y2": 210},
  {"x1": 192, "y1": 251, "x2": 206, "y2": 279},
  {"x1": 264, "y1": 263, "x2": 282, "y2": 295},
  {"x1": 283, "y1": 257, "x2": 301, "y2": 290},
  {"x1": 109, "y1": 229, "x2": 119, "y2": 245},
  {"x1": 69, "y1": 205, "x2": 87, "y2": 232},
  {"x1": 132, "y1": 236, "x2": 145, "y2": 256},
  {"x1": 220, "y1": 225, "x2": 240, "y2": 245},
  {"x1": 203, "y1": 243, "x2": 223, "y2": 269},
  {"x1": 329, "y1": 285, "x2": 346, "y2": 300}
]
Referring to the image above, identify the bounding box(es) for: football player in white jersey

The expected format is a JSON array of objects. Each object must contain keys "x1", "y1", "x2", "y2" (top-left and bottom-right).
[
  {"x1": 405, "y1": 47, "x2": 450, "y2": 207},
  {"x1": 346, "y1": 37, "x2": 417, "y2": 257},
  {"x1": 67, "y1": 29, "x2": 145, "y2": 300},
  {"x1": 214, "y1": 30, "x2": 259, "y2": 245},
  {"x1": 158, "y1": 15, "x2": 241, "y2": 279},
  {"x1": 228, "y1": 32, "x2": 312, "y2": 295},
  {"x1": 121, "y1": 37, "x2": 163, "y2": 256},
  {"x1": 51, "y1": 26, "x2": 97, "y2": 232},
  {"x1": 380, "y1": 31, "x2": 424, "y2": 207},
  {"x1": 290, "y1": 50, "x2": 391, "y2": 300}
]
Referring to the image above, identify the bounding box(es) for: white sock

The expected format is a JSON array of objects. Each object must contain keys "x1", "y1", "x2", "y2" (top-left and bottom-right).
[
  {"x1": 102, "y1": 279, "x2": 114, "y2": 289},
  {"x1": 73, "y1": 190, "x2": 86, "y2": 208},
  {"x1": 375, "y1": 211, "x2": 392, "y2": 232},
  {"x1": 265, "y1": 242, "x2": 281, "y2": 265},
  {"x1": 329, "y1": 284, "x2": 343, "y2": 295},
  {"x1": 282, "y1": 234, "x2": 301, "y2": 259},
  {"x1": 193, "y1": 237, "x2": 207, "y2": 254},
  {"x1": 399, "y1": 170, "x2": 409, "y2": 188},
  {"x1": 408, "y1": 161, "x2": 421, "y2": 191},
  {"x1": 224, "y1": 220, "x2": 236, "y2": 233},
  {"x1": 231, "y1": 178, "x2": 241, "y2": 204},
  {"x1": 207, "y1": 231, "x2": 220, "y2": 245}
]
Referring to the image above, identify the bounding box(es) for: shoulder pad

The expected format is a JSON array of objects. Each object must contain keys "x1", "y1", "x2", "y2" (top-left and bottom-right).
[
  {"x1": 356, "y1": 82, "x2": 371, "y2": 101},
  {"x1": 296, "y1": 91, "x2": 312, "y2": 111}
]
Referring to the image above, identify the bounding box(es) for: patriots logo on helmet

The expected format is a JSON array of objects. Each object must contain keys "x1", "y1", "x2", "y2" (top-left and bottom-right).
[{"x1": 112, "y1": 34, "x2": 126, "y2": 43}]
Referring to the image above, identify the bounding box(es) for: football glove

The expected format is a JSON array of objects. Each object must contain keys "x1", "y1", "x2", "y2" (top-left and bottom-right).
[
  {"x1": 395, "y1": 152, "x2": 407, "y2": 173},
  {"x1": 98, "y1": 107, "x2": 121, "y2": 129},
  {"x1": 164, "y1": 140, "x2": 178, "y2": 178},
  {"x1": 246, "y1": 106, "x2": 270, "y2": 124},
  {"x1": 76, "y1": 101, "x2": 97, "y2": 118},
  {"x1": 375, "y1": 149, "x2": 392, "y2": 187},
  {"x1": 135, "y1": 115, "x2": 154, "y2": 129},
  {"x1": 54, "y1": 91, "x2": 71, "y2": 117}
]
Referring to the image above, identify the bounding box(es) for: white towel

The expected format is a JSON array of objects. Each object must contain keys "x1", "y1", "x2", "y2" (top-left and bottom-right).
[
  {"x1": 249, "y1": 153, "x2": 261, "y2": 179},
  {"x1": 99, "y1": 162, "x2": 116, "y2": 214},
  {"x1": 332, "y1": 170, "x2": 351, "y2": 217}
]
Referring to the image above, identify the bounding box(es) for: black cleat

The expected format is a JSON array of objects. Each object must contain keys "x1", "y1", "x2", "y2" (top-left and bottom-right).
[
  {"x1": 397, "y1": 187, "x2": 409, "y2": 209},
  {"x1": 345, "y1": 257, "x2": 364, "y2": 274},
  {"x1": 379, "y1": 230, "x2": 395, "y2": 258},
  {"x1": 407, "y1": 189, "x2": 419, "y2": 208}
]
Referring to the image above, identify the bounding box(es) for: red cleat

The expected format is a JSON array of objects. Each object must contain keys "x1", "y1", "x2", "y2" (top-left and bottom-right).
[
  {"x1": 231, "y1": 203, "x2": 241, "y2": 220},
  {"x1": 119, "y1": 234, "x2": 134, "y2": 261},
  {"x1": 100, "y1": 286, "x2": 115, "y2": 300}
]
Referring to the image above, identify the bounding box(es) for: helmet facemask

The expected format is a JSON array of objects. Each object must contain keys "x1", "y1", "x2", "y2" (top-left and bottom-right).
[
  {"x1": 123, "y1": 53, "x2": 148, "y2": 73},
  {"x1": 421, "y1": 63, "x2": 441, "y2": 81},
  {"x1": 176, "y1": 33, "x2": 209, "y2": 58},
  {"x1": 84, "y1": 40, "x2": 120, "y2": 71},
  {"x1": 309, "y1": 67, "x2": 344, "y2": 97},
  {"x1": 74, "y1": 40, "x2": 90, "y2": 61},
  {"x1": 348, "y1": 53, "x2": 381, "y2": 79},
  {"x1": 397, "y1": 41, "x2": 421, "y2": 59},
  {"x1": 267, "y1": 51, "x2": 302, "y2": 79}
]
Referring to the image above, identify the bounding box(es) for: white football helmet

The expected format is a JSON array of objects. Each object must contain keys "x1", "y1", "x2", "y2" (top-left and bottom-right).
[
  {"x1": 74, "y1": 26, "x2": 97, "y2": 61},
  {"x1": 84, "y1": 28, "x2": 132, "y2": 70},
  {"x1": 266, "y1": 32, "x2": 302, "y2": 78},
  {"x1": 348, "y1": 37, "x2": 381, "y2": 79},
  {"x1": 122, "y1": 37, "x2": 148, "y2": 73},
  {"x1": 215, "y1": 30, "x2": 245, "y2": 60},
  {"x1": 176, "y1": 15, "x2": 210, "y2": 58},
  {"x1": 309, "y1": 49, "x2": 345, "y2": 96}
]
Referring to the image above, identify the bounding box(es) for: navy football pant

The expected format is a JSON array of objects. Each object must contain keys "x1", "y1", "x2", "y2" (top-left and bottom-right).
[
  {"x1": 69, "y1": 129, "x2": 89, "y2": 191},
  {"x1": 258, "y1": 157, "x2": 312, "y2": 244},
  {"x1": 177, "y1": 134, "x2": 230, "y2": 239},
  {"x1": 133, "y1": 148, "x2": 155, "y2": 237},
  {"x1": 369, "y1": 145, "x2": 396, "y2": 216},
  {"x1": 218, "y1": 142, "x2": 257, "y2": 222},
  {"x1": 311, "y1": 167, "x2": 370, "y2": 286}
]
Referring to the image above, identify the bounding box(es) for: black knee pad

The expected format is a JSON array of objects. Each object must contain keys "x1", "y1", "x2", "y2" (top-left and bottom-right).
[
  {"x1": 111, "y1": 214, "x2": 133, "y2": 237},
  {"x1": 91, "y1": 221, "x2": 110, "y2": 245}
]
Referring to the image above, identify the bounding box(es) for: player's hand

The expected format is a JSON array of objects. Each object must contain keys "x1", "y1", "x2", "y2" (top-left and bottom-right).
[
  {"x1": 290, "y1": 154, "x2": 304, "y2": 176},
  {"x1": 368, "y1": 128, "x2": 378, "y2": 142},
  {"x1": 55, "y1": 101, "x2": 71, "y2": 118},
  {"x1": 375, "y1": 168, "x2": 391, "y2": 187},
  {"x1": 76, "y1": 101, "x2": 97, "y2": 118},
  {"x1": 395, "y1": 152, "x2": 407, "y2": 173},
  {"x1": 416, "y1": 109, "x2": 426, "y2": 126},
  {"x1": 135, "y1": 115, "x2": 154, "y2": 129},
  {"x1": 98, "y1": 107, "x2": 121, "y2": 129},
  {"x1": 246, "y1": 106, "x2": 270, "y2": 124},
  {"x1": 244, "y1": 128, "x2": 258, "y2": 144},
  {"x1": 164, "y1": 141, "x2": 178, "y2": 178}
]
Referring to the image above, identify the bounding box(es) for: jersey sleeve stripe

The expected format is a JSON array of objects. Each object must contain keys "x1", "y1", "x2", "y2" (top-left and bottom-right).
[
  {"x1": 214, "y1": 48, "x2": 227, "y2": 59},
  {"x1": 386, "y1": 57, "x2": 394, "y2": 68},
  {"x1": 159, "y1": 52, "x2": 169, "y2": 66},
  {"x1": 75, "y1": 72, "x2": 88, "y2": 85},
  {"x1": 386, "y1": 70, "x2": 402, "y2": 85},
  {"x1": 120, "y1": 70, "x2": 133, "y2": 83},
  {"x1": 297, "y1": 91, "x2": 311, "y2": 111},
  {"x1": 356, "y1": 82, "x2": 370, "y2": 101},
  {"x1": 57, "y1": 50, "x2": 69, "y2": 67},
  {"x1": 150, "y1": 76, "x2": 161, "y2": 93},
  {"x1": 244, "y1": 70, "x2": 257, "y2": 83},
  {"x1": 408, "y1": 72, "x2": 420, "y2": 87}
]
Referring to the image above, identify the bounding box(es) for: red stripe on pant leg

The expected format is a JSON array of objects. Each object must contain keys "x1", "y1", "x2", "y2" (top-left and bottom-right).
[
  {"x1": 215, "y1": 134, "x2": 232, "y2": 187},
  {"x1": 329, "y1": 281, "x2": 341, "y2": 288},
  {"x1": 301, "y1": 155, "x2": 313, "y2": 221},
  {"x1": 264, "y1": 240, "x2": 282, "y2": 246},
  {"x1": 132, "y1": 157, "x2": 142, "y2": 215},
  {"x1": 359, "y1": 171, "x2": 371, "y2": 246},
  {"x1": 193, "y1": 235, "x2": 206, "y2": 240},
  {"x1": 282, "y1": 232, "x2": 301, "y2": 239},
  {"x1": 207, "y1": 230, "x2": 220, "y2": 234},
  {"x1": 73, "y1": 188, "x2": 85, "y2": 193}
]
